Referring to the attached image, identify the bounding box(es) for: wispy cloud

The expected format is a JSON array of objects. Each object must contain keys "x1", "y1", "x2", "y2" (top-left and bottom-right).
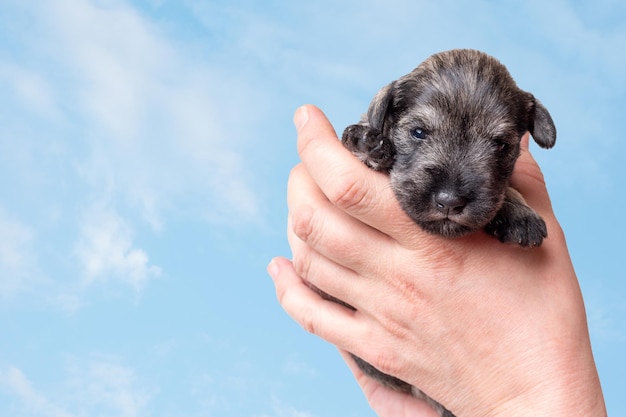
[
  {"x1": 0, "y1": 358, "x2": 153, "y2": 417},
  {"x1": 33, "y1": 0, "x2": 264, "y2": 228},
  {"x1": 3, "y1": 0, "x2": 266, "y2": 231},
  {"x1": 0, "y1": 0, "x2": 274, "y2": 304},
  {"x1": 65, "y1": 356, "x2": 153, "y2": 417},
  {"x1": 74, "y1": 201, "x2": 161, "y2": 292},
  {"x1": 0, "y1": 63, "x2": 62, "y2": 121},
  {"x1": 0, "y1": 367, "x2": 74, "y2": 417}
]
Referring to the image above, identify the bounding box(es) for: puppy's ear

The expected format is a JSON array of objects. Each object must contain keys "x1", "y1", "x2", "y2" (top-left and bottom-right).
[
  {"x1": 529, "y1": 98, "x2": 557, "y2": 149},
  {"x1": 366, "y1": 81, "x2": 397, "y2": 131}
]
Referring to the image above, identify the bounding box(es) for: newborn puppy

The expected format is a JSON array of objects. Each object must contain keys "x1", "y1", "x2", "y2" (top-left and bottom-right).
[
  {"x1": 343, "y1": 48, "x2": 556, "y2": 247},
  {"x1": 341, "y1": 49, "x2": 557, "y2": 416}
]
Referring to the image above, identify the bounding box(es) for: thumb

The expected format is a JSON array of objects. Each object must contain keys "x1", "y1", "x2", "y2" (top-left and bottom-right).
[{"x1": 293, "y1": 105, "x2": 422, "y2": 246}]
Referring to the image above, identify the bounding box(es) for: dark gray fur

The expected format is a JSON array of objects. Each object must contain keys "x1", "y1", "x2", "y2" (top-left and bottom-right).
[{"x1": 339, "y1": 49, "x2": 557, "y2": 416}]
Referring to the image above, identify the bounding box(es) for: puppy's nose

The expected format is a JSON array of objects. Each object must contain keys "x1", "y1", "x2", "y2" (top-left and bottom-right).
[{"x1": 434, "y1": 191, "x2": 467, "y2": 215}]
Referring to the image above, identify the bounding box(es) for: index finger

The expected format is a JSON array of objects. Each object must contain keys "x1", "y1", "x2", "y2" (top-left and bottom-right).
[{"x1": 294, "y1": 104, "x2": 423, "y2": 246}]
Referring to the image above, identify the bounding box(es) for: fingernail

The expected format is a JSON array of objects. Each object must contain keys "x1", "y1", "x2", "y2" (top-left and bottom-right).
[
  {"x1": 294, "y1": 105, "x2": 309, "y2": 132},
  {"x1": 267, "y1": 258, "x2": 280, "y2": 279}
]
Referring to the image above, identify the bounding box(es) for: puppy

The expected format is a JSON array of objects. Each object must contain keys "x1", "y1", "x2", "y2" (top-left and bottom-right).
[{"x1": 340, "y1": 49, "x2": 557, "y2": 416}]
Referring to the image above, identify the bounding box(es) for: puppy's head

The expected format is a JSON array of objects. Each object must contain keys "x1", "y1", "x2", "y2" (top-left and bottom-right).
[{"x1": 366, "y1": 49, "x2": 556, "y2": 237}]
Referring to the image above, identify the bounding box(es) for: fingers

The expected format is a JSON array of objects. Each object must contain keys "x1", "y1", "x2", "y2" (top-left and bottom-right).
[
  {"x1": 287, "y1": 163, "x2": 396, "y2": 279},
  {"x1": 286, "y1": 216, "x2": 366, "y2": 308},
  {"x1": 267, "y1": 257, "x2": 364, "y2": 351},
  {"x1": 293, "y1": 105, "x2": 424, "y2": 247},
  {"x1": 268, "y1": 256, "x2": 437, "y2": 417}
]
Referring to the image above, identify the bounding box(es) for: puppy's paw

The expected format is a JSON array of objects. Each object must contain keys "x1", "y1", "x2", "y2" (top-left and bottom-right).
[
  {"x1": 486, "y1": 204, "x2": 547, "y2": 247},
  {"x1": 341, "y1": 124, "x2": 395, "y2": 172}
]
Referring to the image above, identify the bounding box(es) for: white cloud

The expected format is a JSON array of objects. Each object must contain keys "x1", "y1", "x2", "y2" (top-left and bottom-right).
[
  {"x1": 33, "y1": 0, "x2": 264, "y2": 228},
  {"x1": 0, "y1": 63, "x2": 62, "y2": 121},
  {"x1": 65, "y1": 357, "x2": 153, "y2": 417},
  {"x1": 0, "y1": 0, "x2": 271, "y2": 305},
  {"x1": 52, "y1": 292, "x2": 87, "y2": 314},
  {"x1": 0, "y1": 358, "x2": 153, "y2": 417},
  {"x1": 43, "y1": 0, "x2": 175, "y2": 141},
  {"x1": 74, "y1": 201, "x2": 161, "y2": 291},
  {"x1": 0, "y1": 366, "x2": 75, "y2": 417},
  {"x1": 2, "y1": 0, "x2": 267, "y2": 247}
]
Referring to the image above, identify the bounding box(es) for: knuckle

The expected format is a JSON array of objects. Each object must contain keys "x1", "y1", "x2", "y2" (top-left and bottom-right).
[
  {"x1": 288, "y1": 164, "x2": 306, "y2": 186},
  {"x1": 328, "y1": 173, "x2": 372, "y2": 214},
  {"x1": 299, "y1": 306, "x2": 321, "y2": 335},
  {"x1": 369, "y1": 347, "x2": 403, "y2": 377},
  {"x1": 292, "y1": 245, "x2": 313, "y2": 281},
  {"x1": 297, "y1": 127, "x2": 323, "y2": 160},
  {"x1": 291, "y1": 205, "x2": 316, "y2": 244},
  {"x1": 274, "y1": 278, "x2": 289, "y2": 306},
  {"x1": 272, "y1": 269, "x2": 320, "y2": 336}
]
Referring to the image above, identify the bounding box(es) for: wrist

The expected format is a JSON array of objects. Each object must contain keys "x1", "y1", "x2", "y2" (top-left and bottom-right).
[{"x1": 482, "y1": 340, "x2": 606, "y2": 417}]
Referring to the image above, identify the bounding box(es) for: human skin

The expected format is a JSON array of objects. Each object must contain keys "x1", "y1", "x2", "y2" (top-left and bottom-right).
[{"x1": 268, "y1": 105, "x2": 606, "y2": 417}]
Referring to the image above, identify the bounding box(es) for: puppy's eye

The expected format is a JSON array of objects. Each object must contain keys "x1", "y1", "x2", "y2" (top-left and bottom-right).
[
  {"x1": 410, "y1": 128, "x2": 427, "y2": 140},
  {"x1": 494, "y1": 139, "x2": 509, "y2": 151}
]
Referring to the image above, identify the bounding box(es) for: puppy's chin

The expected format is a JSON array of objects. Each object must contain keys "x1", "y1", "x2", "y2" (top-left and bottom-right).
[
  {"x1": 417, "y1": 219, "x2": 476, "y2": 238},
  {"x1": 402, "y1": 204, "x2": 494, "y2": 238}
]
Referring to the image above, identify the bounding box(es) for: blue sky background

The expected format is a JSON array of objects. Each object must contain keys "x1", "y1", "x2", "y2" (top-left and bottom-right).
[{"x1": 0, "y1": 1, "x2": 624, "y2": 416}]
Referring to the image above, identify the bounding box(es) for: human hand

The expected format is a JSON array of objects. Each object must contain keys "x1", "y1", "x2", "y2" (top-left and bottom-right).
[{"x1": 268, "y1": 105, "x2": 606, "y2": 417}]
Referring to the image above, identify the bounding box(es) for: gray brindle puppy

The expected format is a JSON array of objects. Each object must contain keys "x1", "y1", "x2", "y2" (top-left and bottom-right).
[{"x1": 340, "y1": 49, "x2": 557, "y2": 417}]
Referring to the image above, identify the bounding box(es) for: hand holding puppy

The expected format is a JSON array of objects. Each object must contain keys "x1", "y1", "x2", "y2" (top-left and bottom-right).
[{"x1": 269, "y1": 104, "x2": 606, "y2": 417}]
